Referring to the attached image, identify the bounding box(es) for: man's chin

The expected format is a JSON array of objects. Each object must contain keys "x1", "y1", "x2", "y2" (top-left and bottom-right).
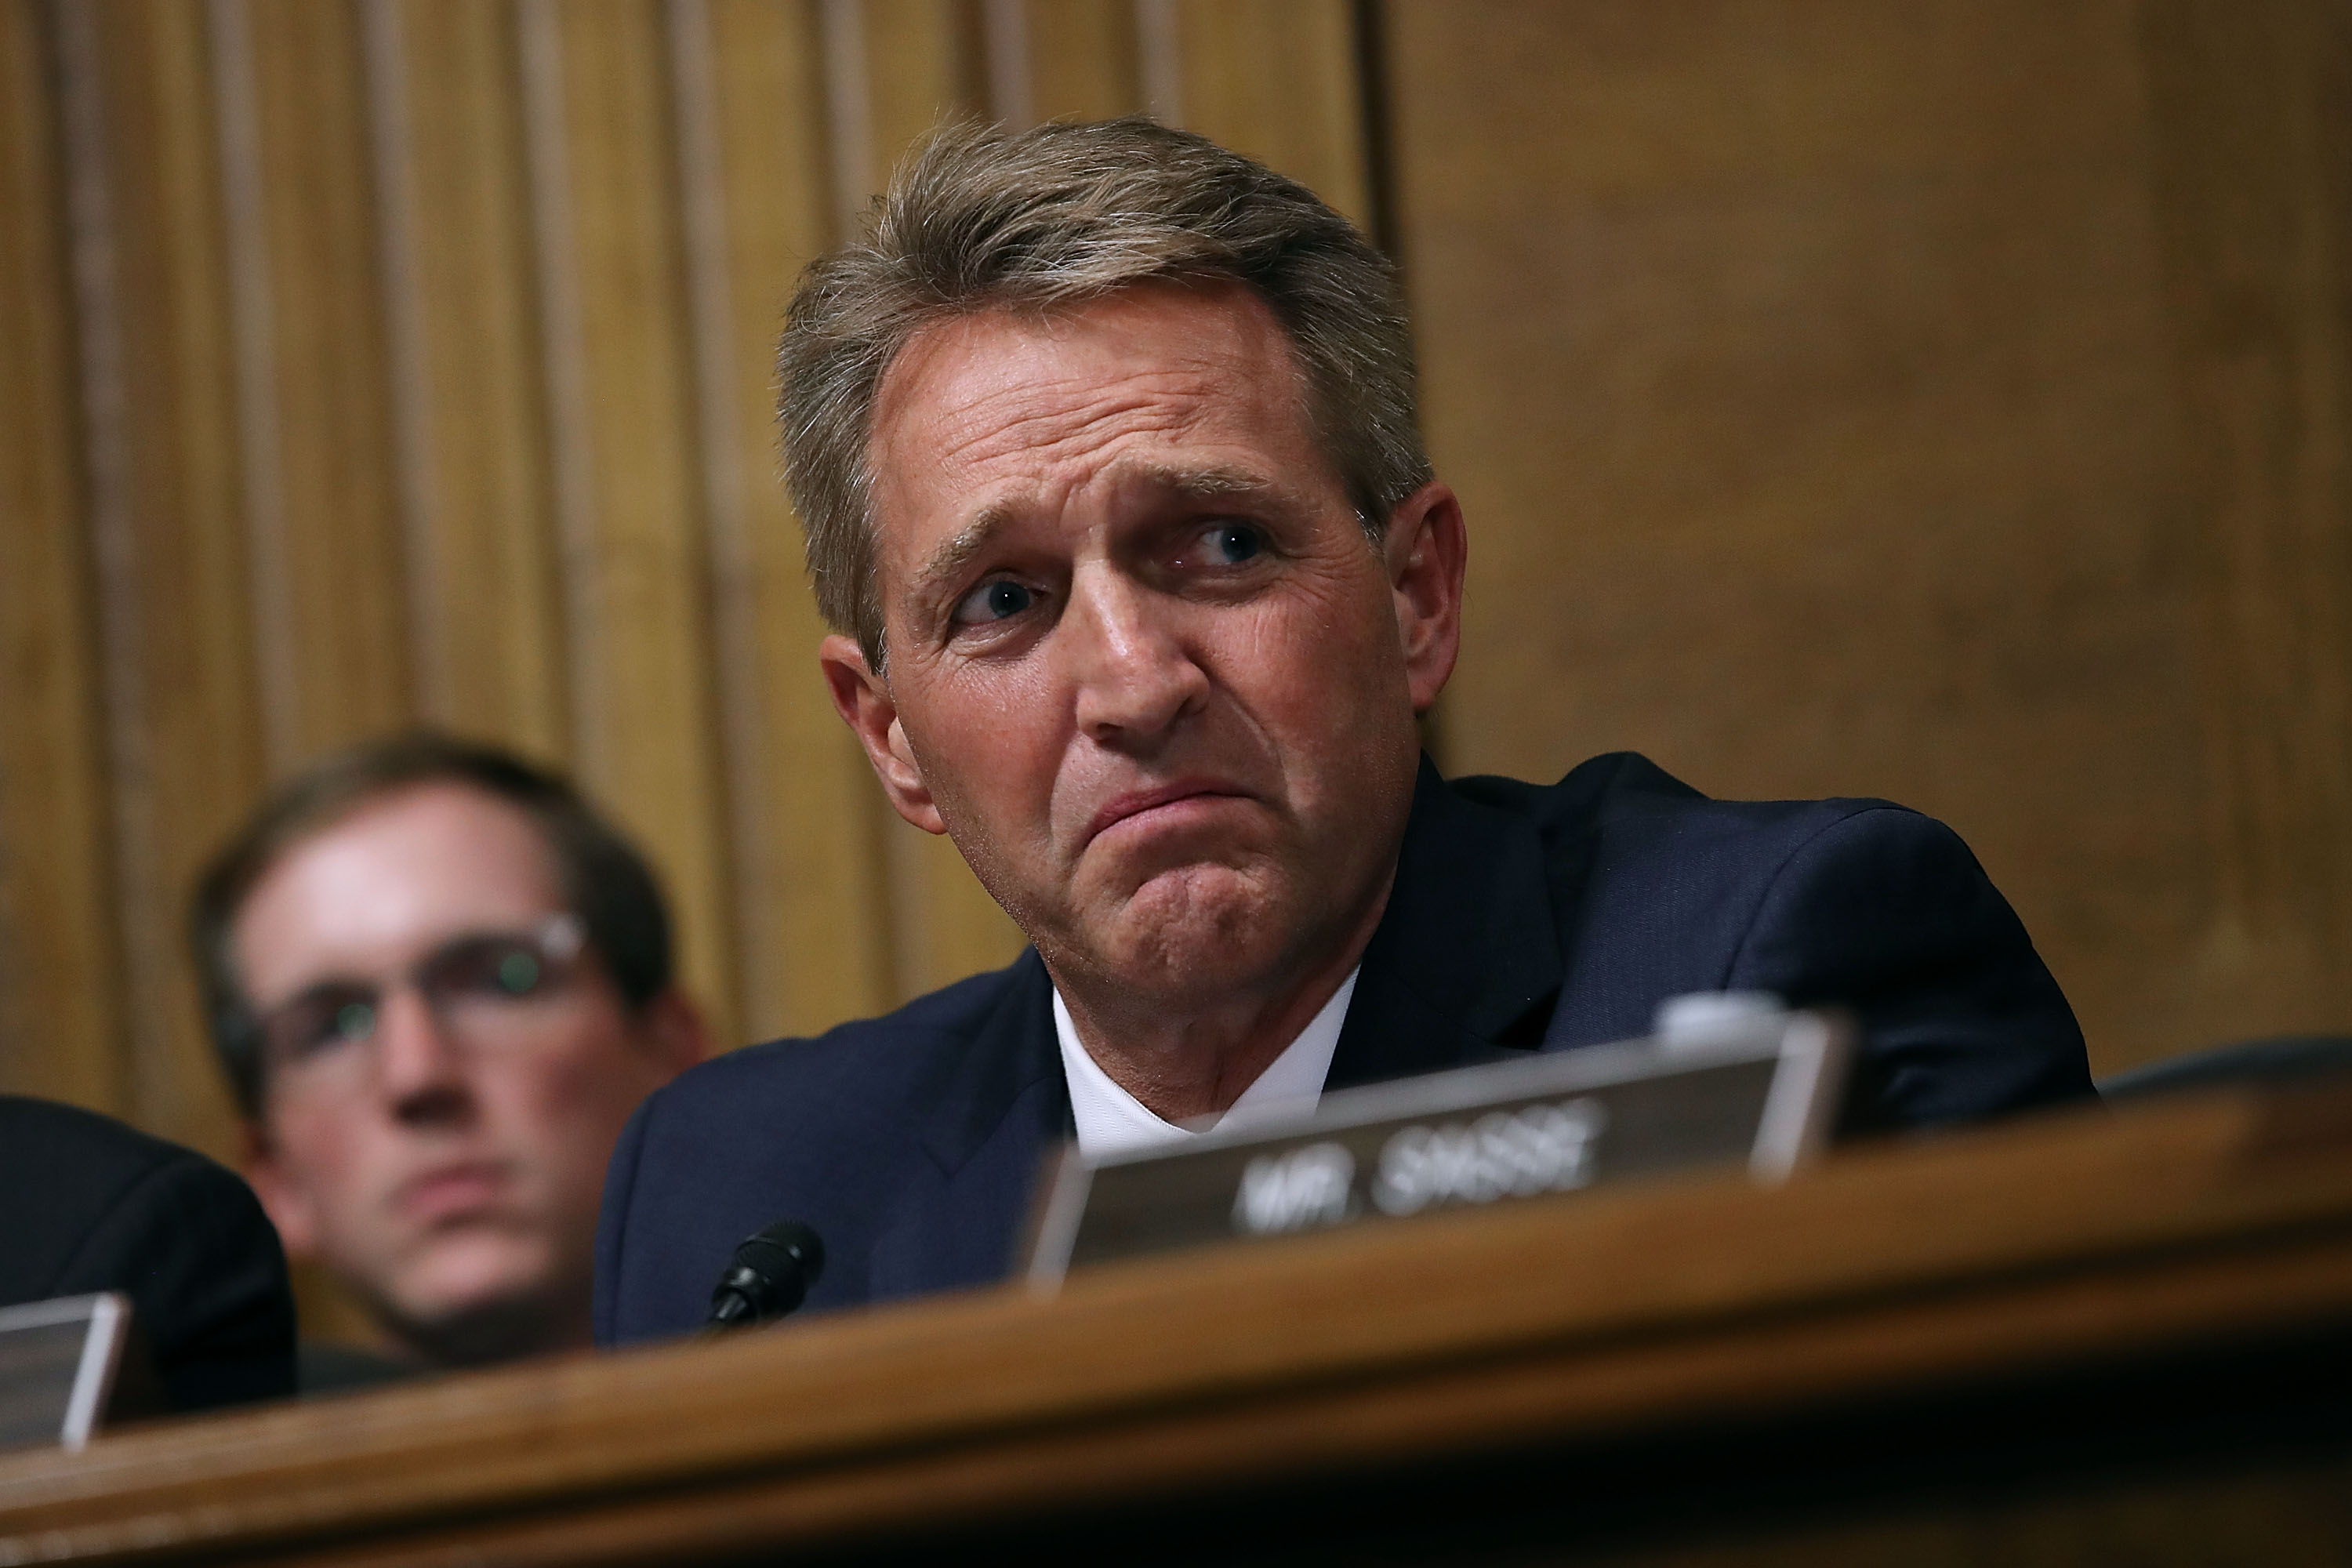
[
  {"x1": 377, "y1": 1236, "x2": 572, "y2": 1365},
  {"x1": 1081, "y1": 869, "x2": 1301, "y2": 993}
]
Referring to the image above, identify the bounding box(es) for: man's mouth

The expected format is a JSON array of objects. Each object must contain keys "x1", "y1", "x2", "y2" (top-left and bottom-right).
[
  {"x1": 397, "y1": 1162, "x2": 512, "y2": 1225},
  {"x1": 1082, "y1": 780, "x2": 1251, "y2": 850}
]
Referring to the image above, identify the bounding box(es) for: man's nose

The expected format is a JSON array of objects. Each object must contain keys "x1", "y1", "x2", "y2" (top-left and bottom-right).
[
  {"x1": 1065, "y1": 572, "x2": 1209, "y2": 745},
  {"x1": 369, "y1": 986, "x2": 473, "y2": 1121}
]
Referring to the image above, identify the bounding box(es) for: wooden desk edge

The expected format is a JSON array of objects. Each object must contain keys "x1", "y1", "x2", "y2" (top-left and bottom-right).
[{"x1": 7, "y1": 1087, "x2": 2352, "y2": 1564}]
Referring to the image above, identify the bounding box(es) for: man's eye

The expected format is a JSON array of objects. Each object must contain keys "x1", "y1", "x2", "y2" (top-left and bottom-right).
[
  {"x1": 265, "y1": 996, "x2": 372, "y2": 1064},
  {"x1": 495, "y1": 950, "x2": 543, "y2": 996},
  {"x1": 1207, "y1": 524, "x2": 1263, "y2": 564},
  {"x1": 953, "y1": 577, "x2": 1036, "y2": 626},
  {"x1": 430, "y1": 942, "x2": 546, "y2": 1000},
  {"x1": 1183, "y1": 523, "x2": 1265, "y2": 568}
]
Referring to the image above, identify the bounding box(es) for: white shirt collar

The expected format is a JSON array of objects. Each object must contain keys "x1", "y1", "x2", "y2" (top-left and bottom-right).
[{"x1": 1054, "y1": 969, "x2": 1358, "y2": 1162}]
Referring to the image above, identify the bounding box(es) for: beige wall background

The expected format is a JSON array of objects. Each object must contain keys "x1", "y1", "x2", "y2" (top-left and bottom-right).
[{"x1": 1, "y1": 0, "x2": 2347, "y2": 1189}]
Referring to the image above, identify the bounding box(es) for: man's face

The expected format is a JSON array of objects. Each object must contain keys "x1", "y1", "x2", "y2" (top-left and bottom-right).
[
  {"x1": 824, "y1": 282, "x2": 1463, "y2": 1007},
  {"x1": 236, "y1": 783, "x2": 699, "y2": 1360}
]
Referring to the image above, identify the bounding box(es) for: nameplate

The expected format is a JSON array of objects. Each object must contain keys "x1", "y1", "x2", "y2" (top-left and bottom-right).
[
  {"x1": 1022, "y1": 1008, "x2": 1851, "y2": 1288},
  {"x1": 0, "y1": 1294, "x2": 134, "y2": 1452}
]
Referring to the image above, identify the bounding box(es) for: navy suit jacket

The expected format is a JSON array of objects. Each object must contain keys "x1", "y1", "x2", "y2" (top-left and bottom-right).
[{"x1": 597, "y1": 754, "x2": 2092, "y2": 1345}]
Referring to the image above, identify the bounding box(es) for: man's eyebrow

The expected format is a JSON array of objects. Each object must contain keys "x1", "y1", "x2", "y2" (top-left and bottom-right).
[
  {"x1": 908, "y1": 506, "x2": 1019, "y2": 615},
  {"x1": 1128, "y1": 463, "x2": 1284, "y2": 505}
]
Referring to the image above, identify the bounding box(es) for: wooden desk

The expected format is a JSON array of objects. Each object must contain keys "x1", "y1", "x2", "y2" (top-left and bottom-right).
[{"x1": 5, "y1": 1087, "x2": 2352, "y2": 1566}]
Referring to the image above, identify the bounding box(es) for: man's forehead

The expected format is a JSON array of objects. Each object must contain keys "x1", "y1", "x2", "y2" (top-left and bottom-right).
[
  {"x1": 280, "y1": 782, "x2": 554, "y2": 877},
  {"x1": 884, "y1": 287, "x2": 1291, "y2": 429},
  {"x1": 887, "y1": 278, "x2": 1288, "y2": 379},
  {"x1": 867, "y1": 287, "x2": 1320, "y2": 546},
  {"x1": 236, "y1": 785, "x2": 564, "y2": 987}
]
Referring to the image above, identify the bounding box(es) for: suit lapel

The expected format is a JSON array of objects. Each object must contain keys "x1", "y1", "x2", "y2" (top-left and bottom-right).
[
  {"x1": 868, "y1": 952, "x2": 1071, "y2": 1301},
  {"x1": 1327, "y1": 757, "x2": 1563, "y2": 1091}
]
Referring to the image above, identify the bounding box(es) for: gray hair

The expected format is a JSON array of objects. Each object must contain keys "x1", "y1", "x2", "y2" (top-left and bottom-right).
[{"x1": 777, "y1": 116, "x2": 1432, "y2": 671}]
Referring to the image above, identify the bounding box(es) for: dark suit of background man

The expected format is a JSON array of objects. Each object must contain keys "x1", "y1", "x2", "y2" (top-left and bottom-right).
[
  {"x1": 0, "y1": 1095, "x2": 296, "y2": 1411},
  {"x1": 598, "y1": 118, "x2": 2096, "y2": 1343}
]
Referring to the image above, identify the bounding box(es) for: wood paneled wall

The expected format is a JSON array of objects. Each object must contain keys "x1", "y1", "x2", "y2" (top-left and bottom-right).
[
  {"x1": 2, "y1": 0, "x2": 2347, "y2": 1198},
  {"x1": 0, "y1": 0, "x2": 1373, "y2": 1167},
  {"x1": 1396, "y1": 0, "x2": 2352, "y2": 1075}
]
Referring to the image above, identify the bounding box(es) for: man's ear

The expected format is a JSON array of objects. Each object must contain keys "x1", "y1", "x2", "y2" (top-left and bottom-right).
[
  {"x1": 1381, "y1": 481, "x2": 1468, "y2": 714},
  {"x1": 819, "y1": 633, "x2": 949, "y2": 834},
  {"x1": 241, "y1": 1122, "x2": 319, "y2": 1259}
]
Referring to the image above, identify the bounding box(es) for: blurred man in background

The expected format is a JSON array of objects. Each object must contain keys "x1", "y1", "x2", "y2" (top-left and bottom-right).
[{"x1": 193, "y1": 735, "x2": 703, "y2": 1384}]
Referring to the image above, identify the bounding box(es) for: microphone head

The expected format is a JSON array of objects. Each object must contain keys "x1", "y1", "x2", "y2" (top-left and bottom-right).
[{"x1": 707, "y1": 1219, "x2": 826, "y2": 1328}]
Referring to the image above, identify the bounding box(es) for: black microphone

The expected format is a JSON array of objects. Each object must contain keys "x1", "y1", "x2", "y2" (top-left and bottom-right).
[{"x1": 706, "y1": 1219, "x2": 826, "y2": 1329}]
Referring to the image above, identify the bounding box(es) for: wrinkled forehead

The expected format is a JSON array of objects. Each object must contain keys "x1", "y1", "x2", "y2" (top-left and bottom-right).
[{"x1": 863, "y1": 282, "x2": 1327, "y2": 550}]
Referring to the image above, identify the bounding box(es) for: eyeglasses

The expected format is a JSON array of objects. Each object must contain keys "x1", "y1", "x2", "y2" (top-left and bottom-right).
[{"x1": 245, "y1": 915, "x2": 593, "y2": 1097}]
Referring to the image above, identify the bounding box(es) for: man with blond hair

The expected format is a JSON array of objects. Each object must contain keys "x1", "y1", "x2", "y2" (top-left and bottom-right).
[{"x1": 597, "y1": 119, "x2": 2091, "y2": 1341}]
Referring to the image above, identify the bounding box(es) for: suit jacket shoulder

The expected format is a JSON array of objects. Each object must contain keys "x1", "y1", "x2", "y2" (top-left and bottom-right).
[
  {"x1": 0, "y1": 1096, "x2": 296, "y2": 1410},
  {"x1": 596, "y1": 957, "x2": 1068, "y2": 1342},
  {"x1": 1446, "y1": 753, "x2": 2094, "y2": 1128}
]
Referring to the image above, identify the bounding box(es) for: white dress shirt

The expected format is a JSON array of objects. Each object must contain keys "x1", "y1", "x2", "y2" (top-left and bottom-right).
[{"x1": 1054, "y1": 970, "x2": 1359, "y2": 1162}]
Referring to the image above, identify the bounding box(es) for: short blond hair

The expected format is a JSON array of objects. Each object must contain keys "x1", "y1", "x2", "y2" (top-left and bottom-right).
[{"x1": 778, "y1": 117, "x2": 1431, "y2": 670}]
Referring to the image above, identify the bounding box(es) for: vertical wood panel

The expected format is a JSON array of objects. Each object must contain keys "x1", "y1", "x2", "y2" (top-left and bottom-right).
[
  {"x1": 0, "y1": 0, "x2": 127, "y2": 1112},
  {"x1": 678, "y1": 0, "x2": 896, "y2": 1038},
  {"x1": 366, "y1": 0, "x2": 569, "y2": 758},
  {"x1": 206, "y1": 0, "x2": 299, "y2": 771},
  {"x1": 819, "y1": 0, "x2": 877, "y2": 221},
  {"x1": 60, "y1": 0, "x2": 266, "y2": 1160},
  {"x1": 1028, "y1": 0, "x2": 1141, "y2": 122},
  {"x1": 221, "y1": 0, "x2": 415, "y2": 768},
  {"x1": 1172, "y1": 0, "x2": 1369, "y2": 227},
  {"x1": 2137, "y1": 0, "x2": 2352, "y2": 1049},
  {"x1": 862, "y1": 0, "x2": 984, "y2": 165},
  {"x1": 979, "y1": 0, "x2": 1032, "y2": 125},
  {"x1": 1134, "y1": 0, "x2": 1181, "y2": 122},
  {"x1": 520, "y1": 0, "x2": 739, "y2": 1047}
]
